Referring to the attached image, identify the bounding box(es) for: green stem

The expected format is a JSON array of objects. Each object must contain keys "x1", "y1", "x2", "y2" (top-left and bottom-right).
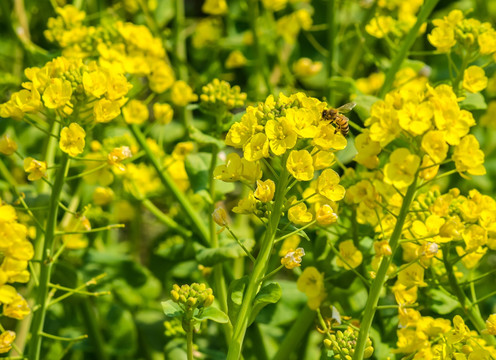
[
  {"x1": 272, "y1": 306, "x2": 315, "y2": 360},
  {"x1": 129, "y1": 124, "x2": 209, "y2": 245},
  {"x1": 209, "y1": 145, "x2": 232, "y2": 342},
  {"x1": 452, "y1": 53, "x2": 470, "y2": 95},
  {"x1": 378, "y1": 0, "x2": 440, "y2": 98},
  {"x1": 227, "y1": 159, "x2": 290, "y2": 360},
  {"x1": 186, "y1": 324, "x2": 194, "y2": 360},
  {"x1": 249, "y1": 0, "x2": 270, "y2": 98},
  {"x1": 443, "y1": 245, "x2": 496, "y2": 346},
  {"x1": 260, "y1": 264, "x2": 284, "y2": 283},
  {"x1": 28, "y1": 154, "x2": 70, "y2": 360},
  {"x1": 173, "y1": 0, "x2": 187, "y2": 81},
  {"x1": 326, "y1": 0, "x2": 336, "y2": 104},
  {"x1": 40, "y1": 120, "x2": 60, "y2": 194},
  {"x1": 274, "y1": 220, "x2": 316, "y2": 243},
  {"x1": 142, "y1": 199, "x2": 192, "y2": 238},
  {"x1": 352, "y1": 175, "x2": 418, "y2": 360}
]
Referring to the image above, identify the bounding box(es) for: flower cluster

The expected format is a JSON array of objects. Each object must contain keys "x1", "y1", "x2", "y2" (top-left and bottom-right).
[
  {"x1": 297, "y1": 267, "x2": 326, "y2": 310},
  {"x1": 365, "y1": 0, "x2": 425, "y2": 39},
  {"x1": 0, "y1": 201, "x2": 33, "y2": 347},
  {"x1": 281, "y1": 247, "x2": 305, "y2": 269},
  {"x1": 0, "y1": 56, "x2": 131, "y2": 129},
  {"x1": 357, "y1": 81, "x2": 484, "y2": 180},
  {"x1": 200, "y1": 78, "x2": 247, "y2": 115},
  {"x1": 170, "y1": 283, "x2": 214, "y2": 310},
  {"x1": 45, "y1": 5, "x2": 177, "y2": 97},
  {"x1": 428, "y1": 9, "x2": 496, "y2": 56},
  {"x1": 324, "y1": 326, "x2": 374, "y2": 360},
  {"x1": 219, "y1": 92, "x2": 347, "y2": 227},
  {"x1": 395, "y1": 315, "x2": 496, "y2": 358}
]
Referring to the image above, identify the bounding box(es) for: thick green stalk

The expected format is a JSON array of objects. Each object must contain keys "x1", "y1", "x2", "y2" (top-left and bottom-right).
[
  {"x1": 272, "y1": 306, "x2": 315, "y2": 360},
  {"x1": 129, "y1": 124, "x2": 209, "y2": 244},
  {"x1": 326, "y1": 0, "x2": 336, "y2": 105},
  {"x1": 227, "y1": 163, "x2": 290, "y2": 360},
  {"x1": 249, "y1": 0, "x2": 270, "y2": 98},
  {"x1": 352, "y1": 175, "x2": 418, "y2": 360},
  {"x1": 443, "y1": 246, "x2": 496, "y2": 347},
  {"x1": 186, "y1": 323, "x2": 194, "y2": 360},
  {"x1": 209, "y1": 145, "x2": 232, "y2": 342},
  {"x1": 173, "y1": 0, "x2": 187, "y2": 81},
  {"x1": 378, "y1": 0, "x2": 440, "y2": 98},
  {"x1": 28, "y1": 154, "x2": 70, "y2": 360}
]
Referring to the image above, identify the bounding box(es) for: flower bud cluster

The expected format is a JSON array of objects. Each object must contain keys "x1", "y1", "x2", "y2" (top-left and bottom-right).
[
  {"x1": 200, "y1": 79, "x2": 247, "y2": 114},
  {"x1": 170, "y1": 283, "x2": 214, "y2": 310},
  {"x1": 323, "y1": 326, "x2": 373, "y2": 359},
  {"x1": 429, "y1": 10, "x2": 496, "y2": 56}
]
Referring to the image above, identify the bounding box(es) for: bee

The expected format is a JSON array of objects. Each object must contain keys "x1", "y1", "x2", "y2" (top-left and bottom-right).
[{"x1": 321, "y1": 102, "x2": 356, "y2": 137}]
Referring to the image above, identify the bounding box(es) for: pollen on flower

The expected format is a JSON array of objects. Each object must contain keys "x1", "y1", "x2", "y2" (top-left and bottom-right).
[{"x1": 281, "y1": 247, "x2": 305, "y2": 269}]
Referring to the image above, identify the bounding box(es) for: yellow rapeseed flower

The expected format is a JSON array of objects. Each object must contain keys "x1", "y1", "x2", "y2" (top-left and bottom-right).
[
  {"x1": 93, "y1": 187, "x2": 114, "y2": 206},
  {"x1": 42, "y1": 78, "x2": 72, "y2": 109},
  {"x1": 281, "y1": 248, "x2": 305, "y2": 269},
  {"x1": 123, "y1": 99, "x2": 149, "y2": 125},
  {"x1": 0, "y1": 135, "x2": 17, "y2": 156},
  {"x1": 0, "y1": 330, "x2": 15, "y2": 354},
  {"x1": 171, "y1": 81, "x2": 198, "y2": 107},
  {"x1": 288, "y1": 202, "x2": 313, "y2": 225},
  {"x1": 463, "y1": 66, "x2": 488, "y2": 93},
  {"x1": 59, "y1": 123, "x2": 86, "y2": 157},
  {"x1": 93, "y1": 99, "x2": 121, "y2": 123},
  {"x1": 453, "y1": 135, "x2": 486, "y2": 177},
  {"x1": 286, "y1": 150, "x2": 314, "y2": 181},
  {"x1": 336, "y1": 240, "x2": 363, "y2": 269},
  {"x1": 317, "y1": 169, "x2": 345, "y2": 201},
  {"x1": 254, "y1": 179, "x2": 275, "y2": 202},
  {"x1": 202, "y1": 0, "x2": 228, "y2": 15},
  {"x1": 23, "y1": 157, "x2": 47, "y2": 181},
  {"x1": 384, "y1": 148, "x2": 420, "y2": 188},
  {"x1": 486, "y1": 314, "x2": 496, "y2": 335},
  {"x1": 153, "y1": 103, "x2": 173, "y2": 124},
  {"x1": 297, "y1": 266, "x2": 326, "y2": 310},
  {"x1": 3, "y1": 294, "x2": 30, "y2": 320}
]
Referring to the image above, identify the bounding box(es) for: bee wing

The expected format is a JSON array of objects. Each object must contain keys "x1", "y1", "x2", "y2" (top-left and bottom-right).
[{"x1": 336, "y1": 102, "x2": 356, "y2": 113}]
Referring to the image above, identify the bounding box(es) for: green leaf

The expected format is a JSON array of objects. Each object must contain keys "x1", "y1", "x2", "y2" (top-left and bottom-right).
[
  {"x1": 162, "y1": 300, "x2": 184, "y2": 318},
  {"x1": 327, "y1": 76, "x2": 357, "y2": 95},
  {"x1": 428, "y1": 288, "x2": 459, "y2": 314},
  {"x1": 194, "y1": 306, "x2": 229, "y2": 323},
  {"x1": 194, "y1": 237, "x2": 255, "y2": 266},
  {"x1": 184, "y1": 153, "x2": 211, "y2": 194},
  {"x1": 227, "y1": 276, "x2": 248, "y2": 324},
  {"x1": 248, "y1": 282, "x2": 282, "y2": 325},
  {"x1": 460, "y1": 92, "x2": 487, "y2": 111},
  {"x1": 369, "y1": 327, "x2": 394, "y2": 359},
  {"x1": 353, "y1": 94, "x2": 380, "y2": 121},
  {"x1": 188, "y1": 125, "x2": 225, "y2": 148},
  {"x1": 402, "y1": 59, "x2": 427, "y2": 73}
]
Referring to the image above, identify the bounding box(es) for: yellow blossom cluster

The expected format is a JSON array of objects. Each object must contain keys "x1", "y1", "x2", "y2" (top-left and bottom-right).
[
  {"x1": 366, "y1": 0, "x2": 425, "y2": 39},
  {"x1": 395, "y1": 315, "x2": 496, "y2": 358},
  {"x1": 200, "y1": 79, "x2": 247, "y2": 114},
  {"x1": 0, "y1": 56, "x2": 131, "y2": 133},
  {"x1": 355, "y1": 81, "x2": 484, "y2": 183},
  {"x1": 428, "y1": 9, "x2": 496, "y2": 57},
  {"x1": 0, "y1": 202, "x2": 33, "y2": 345},
  {"x1": 45, "y1": 5, "x2": 176, "y2": 95},
  {"x1": 218, "y1": 92, "x2": 347, "y2": 227}
]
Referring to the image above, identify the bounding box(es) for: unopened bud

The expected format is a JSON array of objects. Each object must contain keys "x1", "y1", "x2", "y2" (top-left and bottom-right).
[{"x1": 212, "y1": 207, "x2": 229, "y2": 227}]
